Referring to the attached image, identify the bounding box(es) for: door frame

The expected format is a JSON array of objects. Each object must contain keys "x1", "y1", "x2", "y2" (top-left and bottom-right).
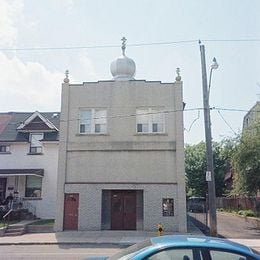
[
  {"x1": 63, "y1": 193, "x2": 79, "y2": 230},
  {"x1": 111, "y1": 190, "x2": 136, "y2": 230}
]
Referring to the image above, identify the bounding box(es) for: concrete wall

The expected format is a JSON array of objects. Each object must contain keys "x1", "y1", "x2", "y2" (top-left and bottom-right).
[
  {"x1": 55, "y1": 80, "x2": 187, "y2": 232},
  {"x1": 64, "y1": 183, "x2": 182, "y2": 232}
]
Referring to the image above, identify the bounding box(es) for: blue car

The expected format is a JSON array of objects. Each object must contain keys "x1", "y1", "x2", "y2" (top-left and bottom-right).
[{"x1": 103, "y1": 235, "x2": 260, "y2": 260}]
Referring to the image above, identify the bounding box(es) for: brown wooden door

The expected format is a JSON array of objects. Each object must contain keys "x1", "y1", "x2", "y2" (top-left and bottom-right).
[
  {"x1": 111, "y1": 191, "x2": 136, "y2": 230},
  {"x1": 63, "y1": 193, "x2": 79, "y2": 230},
  {"x1": 0, "y1": 178, "x2": 7, "y2": 202}
]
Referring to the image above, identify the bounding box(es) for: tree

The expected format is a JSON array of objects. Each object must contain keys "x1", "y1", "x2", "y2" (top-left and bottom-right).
[
  {"x1": 185, "y1": 142, "x2": 207, "y2": 197},
  {"x1": 185, "y1": 140, "x2": 235, "y2": 198},
  {"x1": 232, "y1": 120, "x2": 260, "y2": 196}
]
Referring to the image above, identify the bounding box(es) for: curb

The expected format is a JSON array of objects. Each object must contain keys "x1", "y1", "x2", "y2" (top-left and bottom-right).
[{"x1": 0, "y1": 241, "x2": 132, "y2": 246}]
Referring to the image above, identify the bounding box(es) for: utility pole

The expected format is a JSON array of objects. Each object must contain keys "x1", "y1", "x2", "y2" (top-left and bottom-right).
[{"x1": 199, "y1": 43, "x2": 217, "y2": 236}]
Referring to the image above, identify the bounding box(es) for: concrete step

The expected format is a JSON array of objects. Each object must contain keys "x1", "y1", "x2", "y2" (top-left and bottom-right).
[
  {"x1": 5, "y1": 227, "x2": 24, "y2": 232},
  {"x1": 4, "y1": 231, "x2": 24, "y2": 236},
  {"x1": 4, "y1": 224, "x2": 26, "y2": 236}
]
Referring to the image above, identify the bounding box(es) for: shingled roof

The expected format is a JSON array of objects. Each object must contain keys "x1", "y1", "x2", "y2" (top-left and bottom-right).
[{"x1": 0, "y1": 112, "x2": 60, "y2": 142}]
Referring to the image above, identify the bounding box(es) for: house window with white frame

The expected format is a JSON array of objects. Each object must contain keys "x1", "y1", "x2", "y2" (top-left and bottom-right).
[
  {"x1": 0, "y1": 145, "x2": 10, "y2": 153},
  {"x1": 25, "y1": 175, "x2": 42, "y2": 198},
  {"x1": 29, "y1": 133, "x2": 43, "y2": 154},
  {"x1": 136, "y1": 108, "x2": 165, "y2": 133},
  {"x1": 79, "y1": 109, "x2": 107, "y2": 134}
]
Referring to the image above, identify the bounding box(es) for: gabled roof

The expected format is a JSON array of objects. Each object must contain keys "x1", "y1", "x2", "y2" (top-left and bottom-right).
[
  {"x1": 17, "y1": 111, "x2": 59, "y2": 132},
  {"x1": 0, "y1": 112, "x2": 60, "y2": 142},
  {"x1": 0, "y1": 114, "x2": 13, "y2": 135}
]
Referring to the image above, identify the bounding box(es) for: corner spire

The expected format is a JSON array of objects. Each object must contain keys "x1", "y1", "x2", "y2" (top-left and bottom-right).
[
  {"x1": 64, "y1": 69, "x2": 70, "y2": 83},
  {"x1": 175, "y1": 68, "x2": 181, "y2": 82}
]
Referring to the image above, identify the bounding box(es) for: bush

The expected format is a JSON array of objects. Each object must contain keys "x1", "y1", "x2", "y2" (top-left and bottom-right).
[{"x1": 238, "y1": 210, "x2": 256, "y2": 217}]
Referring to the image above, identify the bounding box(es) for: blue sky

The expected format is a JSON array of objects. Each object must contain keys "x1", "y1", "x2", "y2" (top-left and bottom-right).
[{"x1": 0, "y1": 0, "x2": 259, "y2": 144}]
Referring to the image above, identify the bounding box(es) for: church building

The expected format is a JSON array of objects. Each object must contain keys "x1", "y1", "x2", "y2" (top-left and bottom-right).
[{"x1": 55, "y1": 38, "x2": 187, "y2": 232}]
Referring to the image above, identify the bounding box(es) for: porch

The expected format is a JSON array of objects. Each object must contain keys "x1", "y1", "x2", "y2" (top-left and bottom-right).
[{"x1": 0, "y1": 168, "x2": 44, "y2": 221}]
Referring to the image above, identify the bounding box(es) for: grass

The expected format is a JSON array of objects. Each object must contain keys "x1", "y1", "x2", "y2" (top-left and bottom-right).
[
  {"x1": 217, "y1": 208, "x2": 259, "y2": 218},
  {"x1": 29, "y1": 219, "x2": 55, "y2": 226},
  {"x1": 0, "y1": 220, "x2": 19, "y2": 228}
]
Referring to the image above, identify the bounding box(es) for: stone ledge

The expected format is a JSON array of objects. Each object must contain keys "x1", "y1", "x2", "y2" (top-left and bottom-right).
[{"x1": 27, "y1": 225, "x2": 53, "y2": 233}]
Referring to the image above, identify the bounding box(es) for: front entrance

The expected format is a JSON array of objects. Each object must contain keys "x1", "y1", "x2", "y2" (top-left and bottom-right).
[
  {"x1": 63, "y1": 193, "x2": 79, "y2": 230},
  {"x1": 111, "y1": 190, "x2": 136, "y2": 230},
  {"x1": 0, "y1": 178, "x2": 7, "y2": 202}
]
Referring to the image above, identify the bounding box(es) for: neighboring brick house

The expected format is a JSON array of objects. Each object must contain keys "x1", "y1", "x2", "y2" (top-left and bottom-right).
[
  {"x1": 55, "y1": 40, "x2": 187, "y2": 232},
  {"x1": 243, "y1": 101, "x2": 260, "y2": 130},
  {"x1": 224, "y1": 101, "x2": 260, "y2": 189},
  {"x1": 0, "y1": 111, "x2": 60, "y2": 218}
]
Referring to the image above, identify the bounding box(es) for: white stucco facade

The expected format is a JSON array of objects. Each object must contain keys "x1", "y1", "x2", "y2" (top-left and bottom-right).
[
  {"x1": 0, "y1": 142, "x2": 59, "y2": 219},
  {"x1": 0, "y1": 112, "x2": 60, "y2": 219}
]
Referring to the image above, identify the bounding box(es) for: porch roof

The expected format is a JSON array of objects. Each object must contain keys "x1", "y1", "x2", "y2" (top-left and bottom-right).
[{"x1": 0, "y1": 169, "x2": 44, "y2": 177}]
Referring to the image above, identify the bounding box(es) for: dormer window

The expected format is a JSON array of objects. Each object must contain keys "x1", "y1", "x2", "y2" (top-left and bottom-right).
[{"x1": 29, "y1": 133, "x2": 43, "y2": 154}]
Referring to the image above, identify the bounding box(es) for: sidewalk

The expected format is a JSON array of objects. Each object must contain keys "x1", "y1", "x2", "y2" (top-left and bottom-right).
[
  {"x1": 0, "y1": 220, "x2": 202, "y2": 245},
  {"x1": 0, "y1": 227, "x2": 259, "y2": 250}
]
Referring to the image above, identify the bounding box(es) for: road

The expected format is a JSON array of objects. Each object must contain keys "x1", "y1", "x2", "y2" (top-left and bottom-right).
[
  {"x1": 0, "y1": 244, "x2": 123, "y2": 260},
  {"x1": 217, "y1": 212, "x2": 260, "y2": 239},
  {"x1": 189, "y1": 211, "x2": 260, "y2": 251}
]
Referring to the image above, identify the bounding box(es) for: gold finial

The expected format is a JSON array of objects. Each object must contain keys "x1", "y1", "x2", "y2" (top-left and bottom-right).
[{"x1": 121, "y1": 37, "x2": 127, "y2": 56}]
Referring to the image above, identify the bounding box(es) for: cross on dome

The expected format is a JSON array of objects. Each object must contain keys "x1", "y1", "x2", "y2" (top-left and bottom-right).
[
  {"x1": 121, "y1": 37, "x2": 127, "y2": 56},
  {"x1": 110, "y1": 37, "x2": 136, "y2": 81}
]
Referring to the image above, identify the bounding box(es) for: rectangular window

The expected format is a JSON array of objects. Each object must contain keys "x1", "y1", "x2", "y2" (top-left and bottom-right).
[
  {"x1": 29, "y1": 133, "x2": 43, "y2": 153},
  {"x1": 25, "y1": 176, "x2": 42, "y2": 198},
  {"x1": 0, "y1": 145, "x2": 10, "y2": 153},
  {"x1": 162, "y1": 198, "x2": 174, "y2": 216},
  {"x1": 136, "y1": 108, "x2": 165, "y2": 133},
  {"x1": 79, "y1": 109, "x2": 107, "y2": 134}
]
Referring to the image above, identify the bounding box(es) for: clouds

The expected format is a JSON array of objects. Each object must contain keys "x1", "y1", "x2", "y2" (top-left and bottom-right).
[
  {"x1": 0, "y1": 0, "x2": 24, "y2": 46},
  {"x1": 0, "y1": 53, "x2": 63, "y2": 111}
]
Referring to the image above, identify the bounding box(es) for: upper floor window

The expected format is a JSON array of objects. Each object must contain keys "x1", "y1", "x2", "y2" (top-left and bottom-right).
[
  {"x1": 79, "y1": 109, "x2": 107, "y2": 134},
  {"x1": 0, "y1": 145, "x2": 10, "y2": 153},
  {"x1": 29, "y1": 133, "x2": 43, "y2": 154},
  {"x1": 136, "y1": 108, "x2": 165, "y2": 133}
]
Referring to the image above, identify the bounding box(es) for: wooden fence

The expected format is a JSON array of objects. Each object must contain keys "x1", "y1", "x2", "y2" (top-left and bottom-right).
[{"x1": 216, "y1": 197, "x2": 260, "y2": 215}]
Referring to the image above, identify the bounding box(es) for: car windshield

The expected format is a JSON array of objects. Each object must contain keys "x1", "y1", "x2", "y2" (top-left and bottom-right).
[{"x1": 108, "y1": 239, "x2": 152, "y2": 260}]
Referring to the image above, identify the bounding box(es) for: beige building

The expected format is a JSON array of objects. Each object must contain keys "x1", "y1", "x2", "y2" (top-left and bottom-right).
[
  {"x1": 55, "y1": 40, "x2": 187, "y2": 232},
  {"x1": 243, "y1": 101, "x2": 260, "y2": 130}
]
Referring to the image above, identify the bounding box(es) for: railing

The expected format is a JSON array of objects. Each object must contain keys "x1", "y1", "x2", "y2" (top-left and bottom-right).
[
  {"x1": 2, "y1": 209, "x2": 13, "y2": 228},
  {"x1": 22, "y1": 200, "x2": 36, "y2": 217}
]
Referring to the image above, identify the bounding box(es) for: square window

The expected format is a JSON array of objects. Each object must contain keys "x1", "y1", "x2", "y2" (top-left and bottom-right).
[
  {"x1": 137, "y1": 124, "x2": 143, "y2": 132},
  {"x1": 95, "y1": 124, "x2": 101, "y2": 133},
  {"x1": 136, "y1": 108, "x2": 165, "y2": 133},
  {"x1": 79, "y1": 109, "x2": 107, "y2": 134},
  {"x1": 29, "y1": 133, "x2": 43, "y2": 154},
  {"x1": 25, "y1": 176, "x2": 42, "y2": 198},
  {"x1": 162, "y1": 198, "x2": 174, "y2": 216},
  {"x1": 152, "y1": 123, "x2": 158, "y2": 132},
  {"x1": 0, "y1": 145, "x2": 9, "y2": 153}
]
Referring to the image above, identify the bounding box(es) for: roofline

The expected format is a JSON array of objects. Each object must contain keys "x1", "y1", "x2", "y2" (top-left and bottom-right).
[
  {"x1": 67, "y1": 80, "x2": 180, "y2": 86},
  {"x1": 17, "y1": 111, "x2": 59, "y2": 131}
]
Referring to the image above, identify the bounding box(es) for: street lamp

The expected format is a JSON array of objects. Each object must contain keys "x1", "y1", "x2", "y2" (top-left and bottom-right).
[{"x1": 199, "y1": 43, "x2": 218, "y2": 236}]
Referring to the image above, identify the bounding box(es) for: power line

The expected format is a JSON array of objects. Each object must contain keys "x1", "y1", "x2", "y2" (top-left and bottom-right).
[
  {"x1": 0, "y1": 38, "x2": 260, "y2": 52},
  {"x1": 217, "y1": 110, "x2": 237, "y2": 135}
]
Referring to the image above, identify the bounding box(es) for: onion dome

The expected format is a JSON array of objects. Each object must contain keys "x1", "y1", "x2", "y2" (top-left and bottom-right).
[{"x1": 110, "y1": 37, "x2": 136, "y2": 81}]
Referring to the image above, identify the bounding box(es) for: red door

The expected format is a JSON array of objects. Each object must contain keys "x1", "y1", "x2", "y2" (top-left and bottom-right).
[
  {"x1": 64, "y1": 194, "x2": 79, "y2": 230},
  {"x1": 111, "y1": 191, "x2": 136, "y2": 230}
]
